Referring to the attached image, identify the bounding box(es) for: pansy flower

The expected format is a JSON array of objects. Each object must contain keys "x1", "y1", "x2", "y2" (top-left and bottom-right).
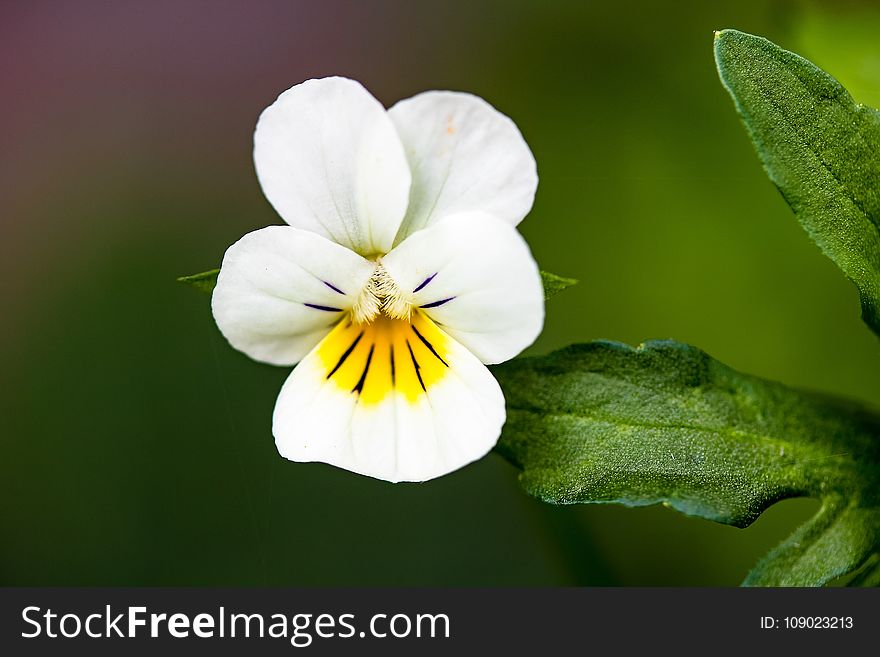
[{"x1": 212, "y1": 77, "x2": 544, "y2": 482}]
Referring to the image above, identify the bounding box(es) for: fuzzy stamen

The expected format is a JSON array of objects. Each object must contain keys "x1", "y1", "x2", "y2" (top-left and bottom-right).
[{"x1": 351, "y1": 260, "x2": 413, "y2": 324}]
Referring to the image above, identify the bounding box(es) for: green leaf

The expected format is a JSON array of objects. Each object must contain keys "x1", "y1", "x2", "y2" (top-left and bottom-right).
[
  {"x1": 745, "y1": 496, "x2": 880, "y2": 586},
  {"x1": 540, "y1": 270, "x2": 578, "y2": 299},
  {"x1": 177, "y1": 268, "x2": 219, "y2": 293},
  {"x1": 178, "y1": 267, "x2": 576, "y2": 300},
  {"x1": 844, "y1": 553, "x2": 880, "y2": 587},
  {"x1": 714, "y1": 29, "x2": 880, "y2": 338},
  {"x1": 491, "y1": 340, "x2": 880, "y2": 586}
]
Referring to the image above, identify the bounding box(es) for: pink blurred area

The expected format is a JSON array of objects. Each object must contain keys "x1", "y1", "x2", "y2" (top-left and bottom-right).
[{"x1": 0, "y1": 0, "x2": 475, "y2": 331}]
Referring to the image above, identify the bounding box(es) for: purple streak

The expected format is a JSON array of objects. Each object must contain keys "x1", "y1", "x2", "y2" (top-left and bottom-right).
[
  {"x1": 323, "y1": 280, "x2": 345, "y2": 295},
  {"x1": 420, "y1": 296, "x2": 455, "y2": 309},
  {"x1": 304, "y1": 303, "x2": 343, "y2": 312},
  {"x1": 412, "y1": 272, "x2": 437, "y2": 293}
]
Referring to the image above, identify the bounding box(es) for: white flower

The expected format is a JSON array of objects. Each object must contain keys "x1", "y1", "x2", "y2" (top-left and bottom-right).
[{"x1": 211, "y1": 77, "x2": 544, "y2": 482}]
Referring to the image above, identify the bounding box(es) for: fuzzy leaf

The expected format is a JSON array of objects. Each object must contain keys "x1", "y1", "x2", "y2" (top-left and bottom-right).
[
  {"x1": 540, "y1": 271, "x2": 578, "y2": 299},
  {"x1": 492, "y1": 340, "x2": 880, "y2": 586},
  {"x1": 179, "y1": 267, "x2": 575, "y2": 301},
  {"x1": 715, "y1": 29, "x2": 880, "y2": 338},
  {"x1": 176, "y1": 268, "x2": 219, "y2": 293}
]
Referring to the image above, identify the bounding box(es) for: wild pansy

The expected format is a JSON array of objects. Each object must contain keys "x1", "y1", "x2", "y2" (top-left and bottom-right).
[{"x1": 212, "y1": 77, "x2": 544, "y2": 482}]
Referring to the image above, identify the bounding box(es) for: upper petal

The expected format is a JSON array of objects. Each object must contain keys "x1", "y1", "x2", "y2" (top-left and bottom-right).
[
  {"x1": 211, "y1": 225, "x2": 374, "y2": 365},
  {"x1": 273, "y1": 312, "x2": 505, "y2": 482},
  {"x1": 254, "y1": 77, "x2": 412, "y2": 256},
  {"x1": 388, "y1": 90, "x2": 538, "y2": 243},
  {"x1": 382, "y1": 212, "x2": 545, "y2": 364}
]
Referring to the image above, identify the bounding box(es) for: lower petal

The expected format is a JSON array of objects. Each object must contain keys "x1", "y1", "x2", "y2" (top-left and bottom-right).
[{"x1": 272, "y1": 312, "x2": 505, "y2": 482}]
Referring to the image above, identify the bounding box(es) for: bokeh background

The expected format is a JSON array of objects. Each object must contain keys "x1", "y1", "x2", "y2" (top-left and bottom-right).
[{"x1": 2, "y1": 0, "x2": 879, "y2": 586}]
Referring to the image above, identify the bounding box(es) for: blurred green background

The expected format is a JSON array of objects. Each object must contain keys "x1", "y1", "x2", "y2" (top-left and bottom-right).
[{"x1": 2, "y1": 0, "x2": 879, "y2": 586}]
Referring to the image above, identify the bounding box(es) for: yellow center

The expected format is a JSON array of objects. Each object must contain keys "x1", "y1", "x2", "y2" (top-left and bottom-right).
[{"x1": 317, "y1": 310, "x2": 451, "y2": 404}]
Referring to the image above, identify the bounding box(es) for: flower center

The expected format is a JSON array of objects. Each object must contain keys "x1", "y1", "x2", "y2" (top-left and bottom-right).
[
  {"x1": 351, "y1": 259, "x2": 413, "y2": 325},
  {"x1": 318, "y1": 311, "x2": 450, "y2": 404}
]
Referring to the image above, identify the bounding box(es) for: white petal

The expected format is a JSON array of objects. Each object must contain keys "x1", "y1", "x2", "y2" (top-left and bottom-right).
[
  {"x1": 212, "y1": 226, "x2": 374, "y2": 365},
  {"x1": 254, "y1": 77, "x2": 412, "y2": 256},
  {"x1": 382, "y1": 212, "x2": 544, "y2": 364},
  {"x1": 273, "y1": 312, "x2": 505, "y2": 482},
  {"x1": 388, "y1": 90, "x2": 538, "y2": 242}
]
